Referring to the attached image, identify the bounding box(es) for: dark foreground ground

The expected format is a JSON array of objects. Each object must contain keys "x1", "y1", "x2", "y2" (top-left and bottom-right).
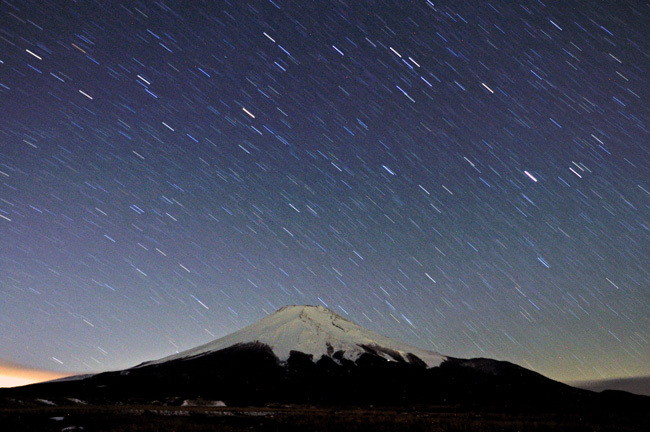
[{"x1": 2, "y1": 405, "x2": 649, "y2": 432}]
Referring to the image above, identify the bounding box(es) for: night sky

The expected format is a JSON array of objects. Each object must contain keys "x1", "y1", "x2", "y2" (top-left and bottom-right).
[{"x1": 1, "y1": 0, "x2": 648, "y2": 386}]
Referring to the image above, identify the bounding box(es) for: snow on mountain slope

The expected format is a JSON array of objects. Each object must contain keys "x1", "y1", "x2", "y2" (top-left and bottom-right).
[{"x1": 143, "y1": 305, "x2": 445, "y2": 368}]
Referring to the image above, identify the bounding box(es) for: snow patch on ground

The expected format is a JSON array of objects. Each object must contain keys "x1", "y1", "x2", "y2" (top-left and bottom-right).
[{"x1": 181, "y1": 399, "x2": 226, "y2": 407}]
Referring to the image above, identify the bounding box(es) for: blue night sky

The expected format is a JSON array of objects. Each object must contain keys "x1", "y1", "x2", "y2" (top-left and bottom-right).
[{"x1": 1, "y1": 0, "x2": 648, "y2": 384}]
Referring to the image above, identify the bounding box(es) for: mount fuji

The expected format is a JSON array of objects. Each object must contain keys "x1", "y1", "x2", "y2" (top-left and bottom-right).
[
  {"x1": 142, "y1": 305, "x2": 446, "y2": 369},
  {"x1": 2, "y1": 305, "x2": 648, "y2": 410}
]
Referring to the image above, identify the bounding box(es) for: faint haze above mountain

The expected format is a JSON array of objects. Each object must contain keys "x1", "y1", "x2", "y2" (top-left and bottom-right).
[{"x1": 569, "y1": 376, "x2": 650, "y2": 397}]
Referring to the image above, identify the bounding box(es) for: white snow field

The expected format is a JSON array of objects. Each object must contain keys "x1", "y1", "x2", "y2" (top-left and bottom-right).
[{"x1": 143, "y1": 305, "x2": 446, "y2": 368}]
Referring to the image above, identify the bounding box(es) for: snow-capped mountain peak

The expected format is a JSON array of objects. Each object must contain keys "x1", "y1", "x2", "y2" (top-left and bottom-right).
[{"x1": 145, "y1": 305, "x2": 445, "y2": 368}]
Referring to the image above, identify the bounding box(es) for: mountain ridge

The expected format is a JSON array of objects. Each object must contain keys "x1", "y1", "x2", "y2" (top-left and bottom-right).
[
  {"x1": 1, "y1": 305, "x2": 648, "y2": 412},
  {"x1": 569, "y1": 376, "x2": 650, "y2": 397}
]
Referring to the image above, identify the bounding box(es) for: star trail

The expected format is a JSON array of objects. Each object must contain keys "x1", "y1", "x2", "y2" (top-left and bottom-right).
[{"x1": 1, "y1": 0, "x2": 648, "y2": 386}]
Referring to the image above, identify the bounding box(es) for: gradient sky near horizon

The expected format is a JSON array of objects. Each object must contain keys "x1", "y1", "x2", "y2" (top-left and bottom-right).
[{"x1": 1, "y1": 0, "x2": 648, "y2": 387}]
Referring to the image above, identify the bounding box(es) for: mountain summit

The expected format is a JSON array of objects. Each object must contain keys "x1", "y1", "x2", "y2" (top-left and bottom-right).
[{"x1": 144, "y1": 305, "x2": 445, "y2": 368}]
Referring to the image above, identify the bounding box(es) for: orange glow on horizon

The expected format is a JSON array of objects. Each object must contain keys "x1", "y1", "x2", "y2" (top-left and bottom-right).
[{"x1": 0, "y1": 361, "x2": 75, "y2": 388}]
